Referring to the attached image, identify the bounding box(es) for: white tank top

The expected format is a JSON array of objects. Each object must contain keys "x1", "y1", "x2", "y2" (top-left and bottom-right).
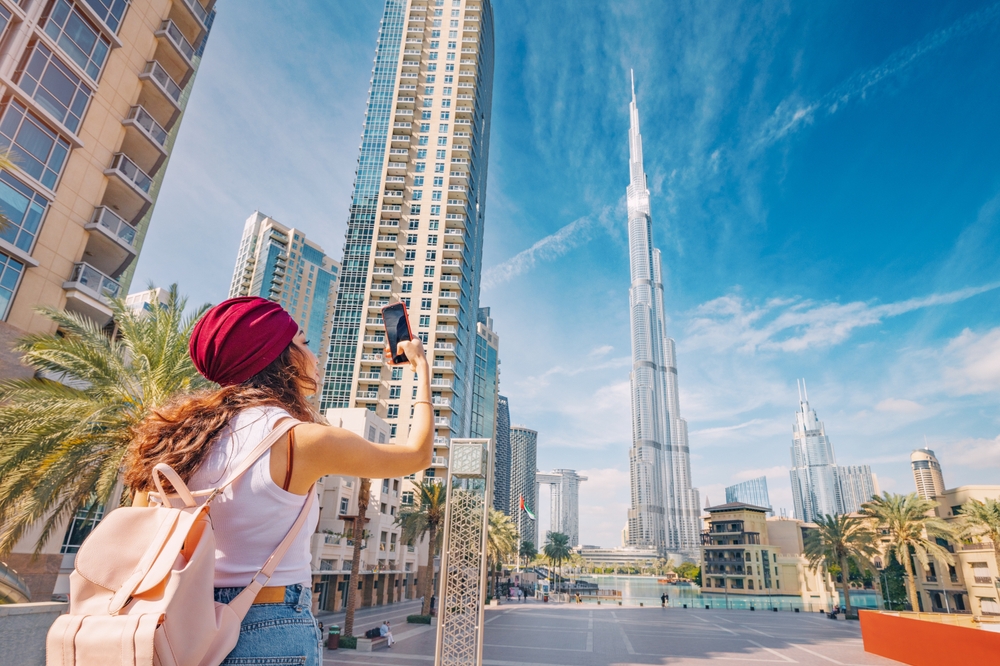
[{"x1": 187, "y1": 406, "x2": 319, "y2": 587}]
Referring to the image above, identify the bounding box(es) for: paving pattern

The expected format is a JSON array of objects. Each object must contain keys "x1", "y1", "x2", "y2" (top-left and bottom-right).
[{"x1": 322, "y1": 600, "x2": 903, "y2": 665}]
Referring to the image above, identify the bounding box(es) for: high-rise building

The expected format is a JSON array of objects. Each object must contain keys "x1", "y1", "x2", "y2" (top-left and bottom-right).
[
  {"x1": 789, "y1": 379, "x2": 840, "y2": 522},
  {"x1": 536, "y1": 469, "x2": 587, "y2": 547},
  {"x1": 837, "y1": 465, "x2": 879, "y2": 514},
  {"x1": 228, "y1": 212, "x2": 341, "y2": 363},
  {"x1": 510, "y1": 425, "x2": 537, "y2": 546},
  {"x1": 624, "y1": 73, "x2": 701, "y2": 558},
  {"x1": 911, "y1": 448, "x2": 945, "y2": 500},
  {"x1": 725, "y1": 477, "x2": 772, "y2": 515},
  {"x1": 0, "y1": 0, "x2": 215, "y2": 601},
  {"x1": 493, "y1": 394, "x2": 510, "y2": 514},
  {"x1": 319, "y1": 0, "x2": 495, "y2": 491},
  {"x1": 0, "y1": 0, "x2": 214, "y2": 374},
  {"x1": 469, "y1": 306, "x2": 498, "y2": 439}
]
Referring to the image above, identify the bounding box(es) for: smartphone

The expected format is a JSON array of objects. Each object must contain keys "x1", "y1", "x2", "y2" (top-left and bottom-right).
[{"x1": 382, "y1": 302, "x2": 413, "y2": 365}]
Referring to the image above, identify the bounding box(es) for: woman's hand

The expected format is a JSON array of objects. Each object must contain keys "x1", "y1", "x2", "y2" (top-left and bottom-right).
[{"x1": 396, "y1": 338, "x2": 428, "y2": 372}]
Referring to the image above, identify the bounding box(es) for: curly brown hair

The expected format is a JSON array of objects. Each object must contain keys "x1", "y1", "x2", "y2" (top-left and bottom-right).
[{"x1": 124, "y1": 342, "x2": 318, "y2": 492}]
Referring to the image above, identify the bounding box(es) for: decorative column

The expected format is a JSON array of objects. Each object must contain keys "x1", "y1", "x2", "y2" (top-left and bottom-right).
[{"x1": 434, "y1": 438, "x2": 493, "y2": 666}]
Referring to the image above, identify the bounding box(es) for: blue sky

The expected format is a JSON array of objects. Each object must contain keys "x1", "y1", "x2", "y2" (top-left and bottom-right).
[{"x1": 133, "y1": 1, "x2": 1000, "y2": 547}]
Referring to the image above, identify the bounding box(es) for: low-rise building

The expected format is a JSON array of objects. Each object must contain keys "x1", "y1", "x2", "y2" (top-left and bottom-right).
[
  {"x1": 910, "y1": 485, "x2": 1000, "y2": 616},
  {"x1": 701, "y1": 502, "x2": 836, "y2": 609}
]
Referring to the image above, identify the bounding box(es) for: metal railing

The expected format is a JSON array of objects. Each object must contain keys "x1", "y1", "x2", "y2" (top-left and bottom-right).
[
  {"x1": 126, "y1": 106, "x2": 167, "y2": 146},
  {"x1": 142, "y1": 61, "x2": 182, "y2": 102},
  {"x1": 108, "y1": 153, "x2": 152, "y2": 193},
  {"x1": 91, "y1": 206, "x2": 136, "y2": 245},
  {"x1": 68, "y1": 262, "x2": 121, "y2": 301},
  {"x1": 158, "y1": 20, "x2": 195, "y2": 62},
  {"x1": 179, "y1": 0, "x2": 209, "y2": 26}
]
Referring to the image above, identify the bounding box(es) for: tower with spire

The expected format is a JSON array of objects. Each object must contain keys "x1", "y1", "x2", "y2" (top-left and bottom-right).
[
  {"x1": 789, "y1": 379, "x2": 841, "y2": 521},
  {"x1": 624, "y1": 72, "x2": 702, "y2": 558}
]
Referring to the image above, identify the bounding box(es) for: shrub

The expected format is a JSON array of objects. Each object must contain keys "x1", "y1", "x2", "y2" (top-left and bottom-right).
[
  {"x1": 338, "y1": 636, "x2": 357, "y2": 649},
  {"x1": 407, "y1": 614, "x2": 432, "y2": 624}
]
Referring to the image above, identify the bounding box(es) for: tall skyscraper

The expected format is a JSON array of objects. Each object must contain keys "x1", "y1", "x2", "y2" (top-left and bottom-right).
[
  {"x1": 789, "y1": 380, "x2": 840, "y2": 522},
  {"x1": 510, "y1": 425, "x2": 537, "y2": 546},
  {"x1": 911, "y1": 448, "x2": 945, "y2": 500},
  {"x1": 536, "y1": 469, "x2": 587, "y2": 547},
  {"x1": 469, "y1": 306, "x2": 499, "y2": 439},
  {"x1": 624, "y1": 73, "x2": 701, "y2": 557},
  {"x1": 493, "y1": 394, "x2": 511, "y2": 514},
  {"x1": 837, "y1": 465, "x2": 880, "y2": 514},
  {"x1": 228, "y1": 211, "x2": 341, "y2": 363},
  {"x1": 319, "y1": 0, "x2": 495, "y2": 489},
  {"x1": 0, "y1": 0, "x2": 214, "y2": 385},
  {"x1": 725, "y1": 476, "x2": 772, "y2": 514},
  {"x1": 0, "y1": 0, "x2": 215, "y2": 602}
]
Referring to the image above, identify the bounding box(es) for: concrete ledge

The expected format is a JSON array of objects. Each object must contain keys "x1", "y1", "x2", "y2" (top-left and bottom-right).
[
  {"x1": 356, "y1": 636, "x2": 389, "y2": 652},
  {"x1": 0, "y1": 602, "x2": 68, "y2": 666}
]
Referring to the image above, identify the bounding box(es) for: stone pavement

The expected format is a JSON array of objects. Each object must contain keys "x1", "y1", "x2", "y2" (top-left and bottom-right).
[{"x1": 321, "y1": 600, "x2": 904, "y2": 665}]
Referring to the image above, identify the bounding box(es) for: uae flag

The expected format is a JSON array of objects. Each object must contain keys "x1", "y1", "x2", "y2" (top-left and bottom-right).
[{"x1": 519, "y1": 496, "x2": 536, "y2": 521}]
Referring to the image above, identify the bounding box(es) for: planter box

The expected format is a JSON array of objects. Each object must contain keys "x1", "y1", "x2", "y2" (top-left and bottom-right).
[{"x1": 860, "y1": 610, "x2": 1000, "y2": 665}]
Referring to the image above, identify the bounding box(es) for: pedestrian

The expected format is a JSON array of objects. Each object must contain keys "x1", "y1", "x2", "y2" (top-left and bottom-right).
[
  {"x1": 380, "y1": 620, "x2": 394, "y2": 648},
  {"x1": 126, "y1": 297, "x2": 434, "y2": 666},
  {"x1": 661, "y1": 593, "x2": 666, "y2": 608}
]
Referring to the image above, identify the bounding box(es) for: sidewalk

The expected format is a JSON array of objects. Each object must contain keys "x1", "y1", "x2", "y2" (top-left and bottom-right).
[{"x1": 316, "y1": 598, "x2": 425, "y2": 638}]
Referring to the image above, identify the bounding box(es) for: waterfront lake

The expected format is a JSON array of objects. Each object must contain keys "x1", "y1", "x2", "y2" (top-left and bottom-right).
[{"x1": 576, "y1": 575, "x2": 881, "y2": 612}]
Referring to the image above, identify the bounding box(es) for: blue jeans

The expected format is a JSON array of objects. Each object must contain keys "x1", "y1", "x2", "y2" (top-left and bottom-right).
[{"x1": 214, "y1": 584, "x2": 321, "y2": 666}]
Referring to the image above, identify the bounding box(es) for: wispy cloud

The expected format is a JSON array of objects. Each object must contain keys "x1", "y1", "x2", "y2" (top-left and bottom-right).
[
  {"x1": 690, "y1": 419, "x2": 767, "y2": 437},
  {"x1": 685, "y1": 283, "x2": 1000, "y2": 353},
  {"x1": 754, "y1": 2, "x2": 1000, "y2": 150}
]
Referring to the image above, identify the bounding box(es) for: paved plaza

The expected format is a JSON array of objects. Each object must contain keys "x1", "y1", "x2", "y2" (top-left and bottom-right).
[{"x1": 321, "y1": 599, "x2": 902, "y2": 665}]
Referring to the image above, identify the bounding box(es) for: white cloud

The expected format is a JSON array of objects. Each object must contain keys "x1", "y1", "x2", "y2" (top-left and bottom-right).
[
  {"x1": 684, "y1": 284, "x2": 1000, "y2": 354},
  {"x1": 943, "y1": 327, "x2": 1000, "y2": 395},
  {"x1": 576, "y1": 467, "x2": 631, "y2": 547},
  {"x1": 481, "y1": 215, "x2": 597, "y2": 289},
  {"x1": 875, "y1": 398, "x2": 924, "y2": 414},
  {"x1": 941, "y1": 435, "x2": 1000, "y2": 468}
]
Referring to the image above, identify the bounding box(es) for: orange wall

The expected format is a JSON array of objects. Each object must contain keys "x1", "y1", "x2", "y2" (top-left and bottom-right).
[{"x1": 860, "y1": 610, "x2": 1000, "y2": 665}]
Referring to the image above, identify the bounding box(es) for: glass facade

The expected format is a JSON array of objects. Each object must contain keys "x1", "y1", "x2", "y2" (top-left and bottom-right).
[
  {"x1": 0, "y1": 252, "x2": 24, "y2": 320},
  {"x1": 725, "y1": 476, "x2": 772, "y2": 514},
  {"x1": 44, "y1": 0, "x2": 111, "y2": 81},
  {"x1": 0, "y1": 171, "x2": 49, "y2": 253},
  {"x1": 789, "y1": 385, "x2": 840, "y2": 522},
  {"x1": 0, "y1": 100, "x2": 71, "y2": 190},
  {"x1": 18, "y1": 41, "x2": 94, "y2": 134},
  {"x1": 493, "y1": 394, "x2": 511, "y2": 515}
]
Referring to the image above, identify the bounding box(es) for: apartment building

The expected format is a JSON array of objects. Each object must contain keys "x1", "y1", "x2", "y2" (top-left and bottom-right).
[
  {"x1": 0, "y1": 0, "x2": 213, "y2": 370},
  {"x1": 701, "y1": 503, "x2": 837, "y2": 610},
  {"x1": 469, "y1": 306, "x2": 498, "y2": 440},
  {"x1": 0, "y1": 0, "x2": 213, "y2": 602},
  {"x1": 318, "y1": 0, "x2": 495, "y2": 495},
  {"x1": 228, "y1": 211, "x2": 341, "y2": 367},
  {"x1": 312, "y1": 409, "x2": 423, "y2": 613},
  {"x1": 509, "y1": 425, "x2": 537, "y2": 546},
  {"x1": 493, "y1": 393, "x2": 510, "y2": 514}
]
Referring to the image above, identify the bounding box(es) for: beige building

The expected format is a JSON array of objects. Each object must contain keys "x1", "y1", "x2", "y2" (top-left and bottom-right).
[
  {"x1": 318, "y1": 1, "x2": 495, "y2": 503},
  {"x1": 0, "y1": 0, "x2": 213, "y2": 601},
  {"x1": 911, "y1": 448, "x2": 946, "y2": 500},
  {"x1": 313, "y1": 409, "x2": 427, "y2": 613},
  {"x1": 701, "y1": 503, "x2": 837, "y2": 610},
  {"x1": 909, "y1": 484, "x2": 1000, "y2": 617}
]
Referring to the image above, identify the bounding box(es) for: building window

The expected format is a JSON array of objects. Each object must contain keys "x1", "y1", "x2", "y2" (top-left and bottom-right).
[
  {"x1": 406, "y1": 234, "x2": 418, "y2": 245},
  {"x1": 432, "y1": 191, "x2": 442, "y2": 201},
  {"x1": 439, "y1": 124, "x2": 448, "y2": 132},
  {"x1": 405, "y1": 250, "x2": 417, "y2": 260},
  {"x1": 416, "y1": 149, "x2": 427, "y2": 159},
  {"x1": 0, "y1": 100, "x2": 71, "y2": 189},
  {"x1": 391, "y1": 367, "x2": 403, "y2": 381},
  {"x1": 44, "y1": 0, "x2": 111, "y2": 81},
  {"x1": 83, "y1": 0, "x2": 129, "y2": 33},
  {"x1": 339, "y1": 497, "x2": 349, "y2": 514},
  {"x1": 422, "y1": 281, "x2": 433, "y2": 294},
  {"x1": 387, "y1": 404, "x2": 399, "y2": 418},
  {"x1": 0, "y1": 252, "x2": 24, "y2": 320},
  {"x1": 411, "y1": 190, "x2": 423, "y2": 200},
  {"x1": 434, "y1": 163, "x2": 444, "y2": 173},
  {"x1": 421, "y1": 298, "x2": 432, "y2": 310},
  {"x1": 60, "y1": 501, "x2": 104, "y2": 553},
  {"x1": 421, "y1": 111, "x2": 432, "y2": 120},
  {"x1": 389, "y1": 385, "x2": 401, "y2": 399},
  {"x1": 425, "y1": 251, "x2": 436, "y2": 260},
  {"x1": 0, "y1": 6, "x2": 11, "y2": 41},
  {"x1": 419, "y1": 315, "x2": 430, "y2": 327},
  {"x1": 410, "y1": 204, "x2": 421, "y2": 214},
  {"x1": 415, "y1": 162, "x2": 425, "y2": 173},
  {"x1": 428, "y1": 235, "x2": 438, "y2": 245},
  {"x1": 408, "y1": 220, "x2": 419, "y2": 230},
  {"x1": 0, "y1": 171, "x2": 49, "y2": 253},
  {"x1": 424, "y1": 266, "x2": 435, "y2": 277},
  {"x1": 401, "y1": 280, "x2": 412, "y2": 293},
  {"x1": 403, "y1": 265, "x2": 414, "y2": 277},
  {"x1": 18, "y1": 41, "x2": 94, "y2": 134}
]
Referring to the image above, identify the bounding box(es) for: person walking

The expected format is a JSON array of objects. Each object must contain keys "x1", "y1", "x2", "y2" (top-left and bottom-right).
[
  {"x1": 127, "y1": 297, "x2": 433, "y2": 666},
  {"x1": 380, "y1": 620, "x2": 395, "y2": 648}
]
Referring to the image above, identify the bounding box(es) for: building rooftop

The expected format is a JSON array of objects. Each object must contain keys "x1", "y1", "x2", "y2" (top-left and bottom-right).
[{"x1": 704, "y1": 502, "x2": 772, "y2": 514}]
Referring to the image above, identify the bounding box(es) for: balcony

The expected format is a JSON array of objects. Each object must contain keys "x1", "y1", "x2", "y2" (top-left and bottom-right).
[
  {"x1": 358, "y1": 371, "x2": 381, "y2": 380},
  {"x1": 62, "y1": 262, "x2": 120, "y2": 325},
  {"x1": 439, "y1": 291, "x2": 459, "y2": 303},
  {"x1": 433, "y1": 360, "x2": 454, "y2": 371},
  {"x1": 360, "y1": 352, "x2": 383, "y2": 362},
  {"x1": 432, "y1": 397, "x2": 451, "y2": 409},
  {"x1": 431, "y1": 456, "x2": 448, "y2": 467},
  {"x1": 961, "y1": 542, "x2": 993, "y2": 551},
  {"x1": 82, "y1": 207, "x2": 137, "y2": 277},
  {"x1": 434, "y1": 416, "x2": 450, "y2": 427},
  {"x1": 170, "y1": 0, "x2": 209, "y2": 40},
  {"x1": 434, "y1": 437, "x2": 450, "y2": 448},
  {"x1": 434, "y1": 341, "x2": 455, "y2": 352},
  {"x1": 138, "y1": 61, "x2": 182, "y2": 127},
  {"x1": 355, "y1": 390, "x2": 379, "y2": 401},
  {"x1": 372, "y1": 267, "x2": 393, "y2": 276},
  {"x1": 102, "y1": 154, "x2": 153, "y2": 222},
  {"x1": 154, "y1": 20, "x2": 195, "y2": 84},
  {"x1": 121, "y1": 106, "x2": 168, "y2": 175},
  {"x1": 376, "y1": 235, "x2": 398, "y2": 247},
  {"x1": 393, "y1": 122, "x2": 411, "y2": 131},
  {"x1": 430, "y1": 378, "x2": 453, "y2": 388},
  {"x1": 362, "y1": 334, "x2": 386, "y2": 345}
]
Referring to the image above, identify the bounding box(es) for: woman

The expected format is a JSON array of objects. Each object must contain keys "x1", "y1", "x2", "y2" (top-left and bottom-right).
[{"x1": 125, "y1": 297, "x2": 433, "y2": 665}]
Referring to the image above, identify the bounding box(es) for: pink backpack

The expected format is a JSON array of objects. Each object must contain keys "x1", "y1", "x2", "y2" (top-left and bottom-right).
[{"x1": 47, "y1": 418, "x2": 313, "y2": 666}]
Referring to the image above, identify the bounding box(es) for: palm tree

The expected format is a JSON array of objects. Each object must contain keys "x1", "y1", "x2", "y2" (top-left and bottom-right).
[
  {"x1": 486, "y1": 509, "x2": 518, "y2": 598},
  {"x1": 957, "y1": 498, "x2": 1000, "y2": 576},
  {"x1": 804, "y1": 514, "x2": 880, "y2": 618},
  {"x1": 543, "y1": 531, "x2": 572, "y2": 593},
  {"x1": 0, "y1": 286, "x2": 208, "y2": 555},
  {"x1": 861, "y1": 492, "x2": 955, "y2": 612},
  {"x1": 397, "y1": 479, "x2": 447, "y2": 615},
  {"x1": 342, "y1": 478, "x2": 370, "y2": 639},
  {"x1": 519, "y1": 539, "x2": 536, "y2": 569}
]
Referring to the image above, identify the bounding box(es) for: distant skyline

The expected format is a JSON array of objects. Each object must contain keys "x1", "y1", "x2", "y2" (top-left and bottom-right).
[{"x1": 132, "y1": 1, "x2": 1000, "y2": 547}]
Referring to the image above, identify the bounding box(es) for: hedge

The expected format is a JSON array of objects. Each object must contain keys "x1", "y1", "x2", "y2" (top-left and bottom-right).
[
  {"x1": 407, "y1": 614, "x2": 432, "y2": 624},
  {"x1": 338, "y1": 636, "x2": 357, "y2": 649}
]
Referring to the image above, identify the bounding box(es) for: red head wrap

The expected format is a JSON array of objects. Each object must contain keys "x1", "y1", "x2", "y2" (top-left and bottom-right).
[{"x1": 189, "y1": 297, "x2": 299, "y2": 386}]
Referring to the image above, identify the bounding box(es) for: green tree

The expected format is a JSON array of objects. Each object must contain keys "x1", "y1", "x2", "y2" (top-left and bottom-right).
[
  {"x1": 0, "y1": 286, "x2": 208, "y2": 555},
  {"x1": 804, "y1": 514, "x2": 880, "y2": 618},
  {"x1": 486, "y1": 509, "x2": 518, "y2": 597},
  {"x1": 676, "y1": 561, "x2": 701, "y2": 584},
  {"x1": 543, "y1": 531, "x2": 572, "y2": 592},
  {"x1": 519, "y1": 539, "x2": 536, "y2": 567},
  {"x1": 957, "y1": 497, "x2": 1000, "y2": 577},
  {"x1": 877, "y1": 552, "x2": 908, "y2": 611},
  {"x1": 397, "y1": 479, "x2": 447, "y2": 615},
  {"x1": 862, "y1": 492, "x2": 955, "y2": 612}
]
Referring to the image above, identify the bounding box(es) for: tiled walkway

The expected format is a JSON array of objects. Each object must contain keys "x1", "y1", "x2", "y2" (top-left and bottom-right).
[{"x1": 322, "y1": 601, "x2": 903, "y2": 665}]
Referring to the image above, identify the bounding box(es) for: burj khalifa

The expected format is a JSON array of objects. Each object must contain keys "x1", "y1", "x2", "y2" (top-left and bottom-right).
[{"x1": 624, "y1": 73, "x2": 702, "y2": 558}]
